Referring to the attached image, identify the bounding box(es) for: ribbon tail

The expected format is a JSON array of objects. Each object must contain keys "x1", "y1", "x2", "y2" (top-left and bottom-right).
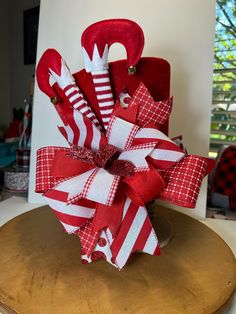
[
  {"x1": 44, "y1": 189, "x2": 95, "y2": 234},
  {"x1": 110, "y1": 197, "x2": 160, "y2": 269},
  {"x1": 158, "y1": 155, "x2": 212, "y2": 208},
  {"x1": 80, "y1": 229, "x2": 118, "y2": 267},
  {"x1": 77, "y1": 219, "x2": 101, "y2": 257},
  {"x1": 92, "y1": 188, "x2": 126, "y2": 237}
]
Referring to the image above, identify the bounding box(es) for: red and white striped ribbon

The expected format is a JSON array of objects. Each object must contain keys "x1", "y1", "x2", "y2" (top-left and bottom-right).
[
  {"x1": 134, "y1": 127, "x2": 185, "y2": 169},
  {"x1": 107, "y1": 116, "x2": 184, "y2": 170},
  {"x1": 91, "y1": 70, "x2": 115, "y2": 129},
  {"x1": 58, "y1": 109, "x2": 104, "y2": 151},
  {"x1": 44, "y1": 188, "x2": 95, "y2": 234},
  {"x1": 81, "y1": 196, "x2": 160, "y2": 269},
  {"x1": 110, "y1": 197, "x2": 159, "y2": 269},
  {"x1": 107, "y1": 116, "x2": 139, "y2": 150}
]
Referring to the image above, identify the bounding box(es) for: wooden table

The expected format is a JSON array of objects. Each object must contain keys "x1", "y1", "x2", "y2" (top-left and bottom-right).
[{"x1": 0, "y1": 205, "x2": 235, "y2": 314}]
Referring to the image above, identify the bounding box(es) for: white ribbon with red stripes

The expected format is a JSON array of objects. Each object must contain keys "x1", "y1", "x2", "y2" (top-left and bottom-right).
[{"x1": 80, "y1": 196, "x2": 161, "y2": 269}]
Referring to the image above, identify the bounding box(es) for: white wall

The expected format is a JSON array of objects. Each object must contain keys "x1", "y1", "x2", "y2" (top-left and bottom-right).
[{"x1": 29, "y1": 0, "x2": 215, "y2": 219}]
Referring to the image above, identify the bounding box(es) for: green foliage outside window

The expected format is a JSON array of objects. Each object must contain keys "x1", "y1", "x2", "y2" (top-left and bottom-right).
[{"x1": 210, "y1": 0, "x2": 236, "y2": 156}]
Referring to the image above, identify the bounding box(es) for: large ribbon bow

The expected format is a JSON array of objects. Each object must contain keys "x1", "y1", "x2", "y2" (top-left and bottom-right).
[
  {"x1": 36, "y1": 105, "x2": 185, "y2": 269},
  {"x1": 36, "y1": 79, "x2": 212, "y2": 269}
]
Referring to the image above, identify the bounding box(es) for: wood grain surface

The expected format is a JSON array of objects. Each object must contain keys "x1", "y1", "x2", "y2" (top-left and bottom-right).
[{"x1": 0, "y1": 205, "x2": 235, "y2": 314}]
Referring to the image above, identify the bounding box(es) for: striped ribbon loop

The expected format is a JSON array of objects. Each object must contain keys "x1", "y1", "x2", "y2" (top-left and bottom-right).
[
  {"x1": 58, "y1": 109, "x2": 104, "y2": 151},
  {"x1": 134, "y1": 127, "x2": 185, "y2": 170}
]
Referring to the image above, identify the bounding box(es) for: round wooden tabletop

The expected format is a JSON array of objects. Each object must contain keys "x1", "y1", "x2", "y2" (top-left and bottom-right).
[{"x1": 0, "y1": 205, "x2": 235, "y2": 314}]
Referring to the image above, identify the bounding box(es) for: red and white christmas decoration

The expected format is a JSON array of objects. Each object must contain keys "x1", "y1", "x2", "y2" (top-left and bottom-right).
[{"x1": 36, "y1": 19, "x2": 213, "y2": 270}]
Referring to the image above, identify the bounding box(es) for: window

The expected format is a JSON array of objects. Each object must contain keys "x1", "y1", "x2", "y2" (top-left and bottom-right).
[{"x1": 210, "y1": 0, "x2": 236, "y2": 158}]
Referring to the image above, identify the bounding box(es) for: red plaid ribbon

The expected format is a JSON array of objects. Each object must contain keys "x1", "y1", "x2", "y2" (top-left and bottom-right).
[
  {"x1": 129, "y1": 82, "x2": 172, "y2": 127},
  {"x1": 213, "y1": 146, "x2": 236, "y2": 211}
]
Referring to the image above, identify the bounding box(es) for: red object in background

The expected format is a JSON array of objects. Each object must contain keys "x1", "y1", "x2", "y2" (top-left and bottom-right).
[
  {"x1": 5, "y1": 108, "x2": 24, "y2": 142},
  {"x1": 16, "y1": 148, "x2": 31, "y2": 168},
  {"x1": 213, "y1": 146, "x2": 236, "y2": 211},
  {"x1": 5, "y1": 120, "x2": 22, "y2": 142}
]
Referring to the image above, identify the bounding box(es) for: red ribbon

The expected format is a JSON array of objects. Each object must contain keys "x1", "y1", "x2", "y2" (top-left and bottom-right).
[{"x1": 123, "y1": 166, "x2": 165, "y2": 206}]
